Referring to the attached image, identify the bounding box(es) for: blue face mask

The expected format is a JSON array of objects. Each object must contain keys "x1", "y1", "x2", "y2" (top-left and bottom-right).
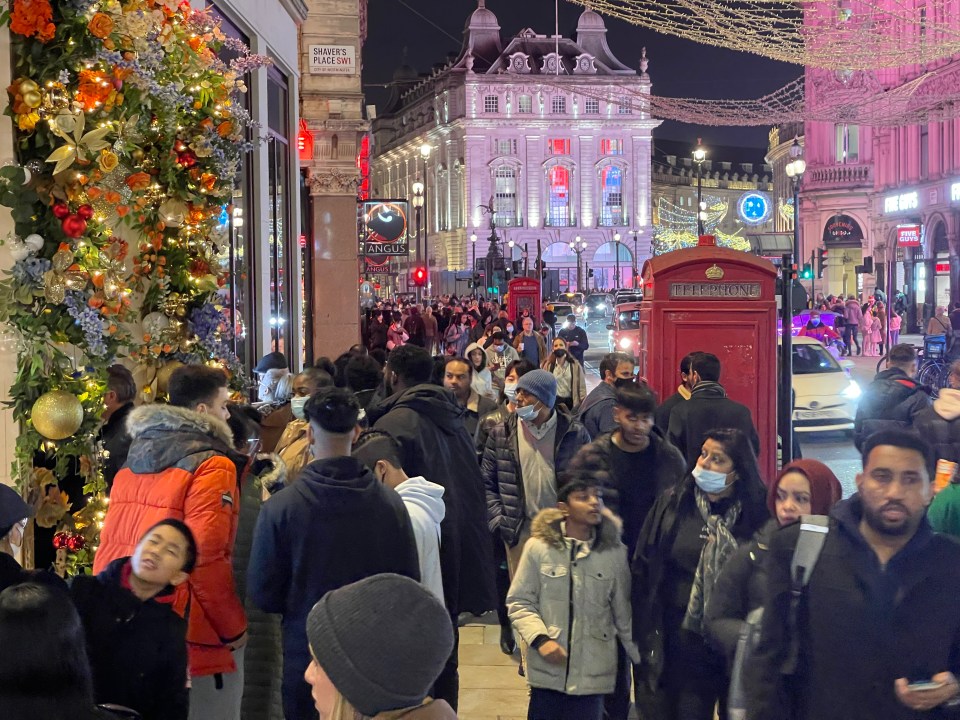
[
  {"x1": 290, "y1": 396, "x2": 309, "y2": 421},
  {"x1": 810, "y1": 318, "x2": 821, "y2": 326},
  {"x1": 515, "y1": 402, "x2": 539, "y2": 422},
  {"x1": 692, "y1": 464, "x2": 730, "y2": 494},
  {"x1": 504, "y1": 382, "x2": 518, "y2": 401}
]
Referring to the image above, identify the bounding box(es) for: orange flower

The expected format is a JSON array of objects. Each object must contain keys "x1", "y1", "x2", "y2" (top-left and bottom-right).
[
  {"x1": 10, "y1": 0, "x2": 55, "y2": 42},
  {"x1": 88, "y1": 12, "x2": 114, "y2": 38},
  {"x1": 77, "y1": 69, "x2": 112, "y2": 112},
  {"x1": 125, "y1": 172, "x2": 151, "y2": 192},
  {"x1": 216, "y1": 121, "x2": 233, "y2": 137},
  {"x1": 104, "y1": 191, "x2": 121, "y2": 204},
  {"x1": 200, "y1": 172, "x2": 217, "y2": 191}
]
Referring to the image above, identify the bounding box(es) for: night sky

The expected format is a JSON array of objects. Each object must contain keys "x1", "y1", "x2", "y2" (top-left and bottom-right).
[{"x1": 363, "y1": 0, "x2": 803, "y2": 150}]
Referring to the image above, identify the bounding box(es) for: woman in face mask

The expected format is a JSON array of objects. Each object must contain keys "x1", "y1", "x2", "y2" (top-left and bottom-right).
[
  {"x1": 0, "y1": 484, "x2": 33, "y2": 592},
  {"x1": 540, "y1": 337, "x2": 586, "y2": 413},
  {"x1": 465, "y1": 343, "x2": 496, "y2": 401},
  {"x1": 275, "y1": 368, "x2": 335, "y2": 484},
  {"x1": 631, "y1": 427, "x2": 768, "y2": 720}
]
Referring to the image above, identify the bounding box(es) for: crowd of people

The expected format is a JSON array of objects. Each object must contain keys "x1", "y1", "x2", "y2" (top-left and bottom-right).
[{"x1": 1, "y1": 295, "x2": 960, "y2": 720}]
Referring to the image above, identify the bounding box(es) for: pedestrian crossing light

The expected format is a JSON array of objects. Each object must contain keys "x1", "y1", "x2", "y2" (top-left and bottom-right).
[
  {"x1": 801, "y1": 263, "x2": 813, "y2": 280},
  {"x1": 412, "y1": 267, "x2": 428, "y2": 287}
]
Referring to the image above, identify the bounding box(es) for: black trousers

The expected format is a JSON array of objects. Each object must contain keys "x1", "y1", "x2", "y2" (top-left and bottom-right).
[
  {"x1": 493, "y1": 530, "x2": 511, "y2": 628},
  {"x1": 603, "y1": 643, "x2": 631, "y2": 720},
  {"x1": 432, "y1": 620, "x2": 460, "y2": 710},
  {"x1": 529, "y1": 688, "x2": 604, "y2": 720}
]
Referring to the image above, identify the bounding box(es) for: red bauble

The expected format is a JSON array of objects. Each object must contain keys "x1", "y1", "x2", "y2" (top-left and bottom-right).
[
  {"x1": 52, "y1": 531, "x2": 69, "y2": 550},
  {"x1": 62, "y1": 214, "x2": 88, "y2": 238},
  {"x1": 76, "y1": 204, "x2": 94, "y2": 220},
  {"x1": 66, "y1": 534, "x2": 86, "y2": 552},
  {"x1": 177, "y1": 150, "x2": 197, "y2": 169},
  {"x1": 52, "y1": 202, "x2": 70, "y2": 220}
]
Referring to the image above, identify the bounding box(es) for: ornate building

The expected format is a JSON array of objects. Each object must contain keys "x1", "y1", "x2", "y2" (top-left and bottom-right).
[{"x1": 370, "y1": 1, "x2": 659, "y2": 296}]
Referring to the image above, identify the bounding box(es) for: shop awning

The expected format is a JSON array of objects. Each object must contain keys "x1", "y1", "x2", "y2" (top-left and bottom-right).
[{"x1": 747, "y1": 233, "x2": 794, "y2": 256}]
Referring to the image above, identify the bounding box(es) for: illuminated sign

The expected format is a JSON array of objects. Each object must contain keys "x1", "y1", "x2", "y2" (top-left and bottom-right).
[
  {"x1": 309, "y1": 45, "x2": 357, "y2": 75},
  {"x1": 896, "y1": 225, "x2": 922, "y2": 247},
  {"x1": 360, "y1": 200, "x2": 410, "y2": 263},
  {"x1": 884, "y1": 191, "x2": 919, "y2": 213},
  {"x1": 297, "y1": 120, "x2": 313, "y2": 162},
  {"x1": 951, "y1": 182, "x2": 960, "y2": 202},
  {"x1": 936, "y1": 262, "x2": 951, "y2": 274},
  {"x1": 670, "y1": 282, "x2": 762, "y2": 299}
]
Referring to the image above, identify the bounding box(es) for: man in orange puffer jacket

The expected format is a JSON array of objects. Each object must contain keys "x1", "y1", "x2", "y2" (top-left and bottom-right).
[{"x1": 94, "y1": 365, "x2": 248, "y2": 720}]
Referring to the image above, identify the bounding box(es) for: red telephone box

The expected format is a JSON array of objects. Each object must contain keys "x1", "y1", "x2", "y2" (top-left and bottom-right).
[
  {"x1": 508, "y1": 277, "x2": 542, "y2": 324},
  {"x1": 639, "y1": 239, "x2": 779, "y2": 481}
]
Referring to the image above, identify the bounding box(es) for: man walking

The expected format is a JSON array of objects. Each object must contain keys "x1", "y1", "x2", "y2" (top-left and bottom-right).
[
  {"x1": 443, "y1": 355, "x2": 497, "y2": 439},
  {"x1": 654, "y1": 353, "x2": 694, "y2": 433},
  {"x1": 94, "y1": 366, "x2": 247, "y2": 720},
  {"x1": 667, "y1": 351, "x2": 760, "y2": 465},
  {"x1": 249, "y1": 388, "x2": 420, "y2": 720},
  {"x1": 482, "y1": 369, "x2": 591, "y2": 576},
  {"x1": 746, "y1": 430, "x2": 960, "y2": 720},
  {"x1": 372, "y1": 345, "x2": 497, "y2": 710},
  {"x1": 843, "y1": 294, "x2": 864, "y2": 356},
  {"x1": 558, "y1": 313, "x2": 590, "y2": 365},
  {"x1": 513, "y1": 315, "x2": 547, "y2": 369},
  {"x1": 578, "y1": 352, "x2": 636, "y2": 439},
  {"x1": 423, "y1": 305, "x2": 439, "y2": 355},
  {"x1": 854, "y1": 343, "x2": 930, "y2": 450}
]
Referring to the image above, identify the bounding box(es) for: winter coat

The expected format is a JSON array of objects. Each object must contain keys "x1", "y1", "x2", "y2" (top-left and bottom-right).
[
  {"x1": 465, "y1": 342, "x2": 496, "y2": 401},
  {"x1": 703, "y1": 519, "x2": 777, "y2": 665},
  {"x1": 578, "y1": 382, "x2": 619, "y2": 440},
  {"x1": 654, "y1": 386, "x2": 690, "y2": 433},
  {"x1": 843, "y1": 299, "x2": 864, "y2": 326},
  {"x1": 257, "y1": 402, "x2": 292, "y2": 455},
  {"x1": 388, "y1": 323, "x2": 409, "y2": 350},
  {"x1": 423, "y1": 311, "x2": 439, "y2": 340},
  {"x1": 371, "y1": 384, "x2": 497, "y2": 615},
  {"x1": 928, "y1": 313, "x2": 953, "y2": 337},
  {"x1": 513, "y1": 332, "x2": 547, "y2": 366},
  {"x1": 913, "y1": 389, "x2": 960, "y2": 465},
  {"x1": 71, "y1": 558, "x2": 188, "y2": 720},
  {"x1": 507, "y1": 508, "x2": 640, "y2": 695},
  {"x1": 567, "y1": 429, "x2": 686, "y2": 557},
  {"x1": 667, "y1": 382, "x2": 761, "y2": 466},
  {"x1": 395, "y1": 476, "x2": 446, "y2": 602},
  {"x1": 248, "y1": 456, "x2": 421, "y2": 719},
  {"x1": 403, "y1": 312, "x2": 426, "y2": 346},
  {"x1": 557, "y1": 325, "x2": 590, "y2": 364},
  {"x1": 541, "y1": 355, "x2": 587, "y2": 409},
  {"x1": 379, "y1": 699, "x2": 458, "y2": 719},
  {"x1": 745, "y1": 496, "x2": 960, "y2": 720},
  {"x1": 94, "y1": 404, "x2": 248, "y2": 678},
  {"x1": 368, "y1": 319, "x2": 388, "y2": 351},
  {"x1": 99, "y1": 402, "x2": 133, "y2": 491},
  {"x1": 475, "y1": 401, "x2": 510, "y2": 459},
  {"x1": 275, "y1": 419, "x2": 313, "y2": 483},
  {"x1": 481, "y1": 411, "x2": 591, "y2": 547},
  {"x1": 853, "y1": 367, "x2": 930, "y2": 450},
  {"x1": 461, "y1": 390, "x2": 498, "y2": 441}
]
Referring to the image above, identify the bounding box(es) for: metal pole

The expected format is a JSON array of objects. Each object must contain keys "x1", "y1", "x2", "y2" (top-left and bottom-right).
[
  {"x1": 697, "y1": 163, "x2": 703, "y2": 236},
  {"x1": 524, "y1": 242, "x2": 530, "y2": 276},
  {"x1": 615, "y1": 240, "x2": 620, "y2": 289},
  {"x1": 780, "y1": 253, "x2": 794, "y2": 466},
  {"x1": 422, "y1": 156, "x2": 428, "y2": 302},
  {"x1": 810, "y1": 249, "x2": 816, "y2": 308},
  {"x1": 415, "y1": 205, "x2": 422, "y2": 304},
  {"x1": 634, "y1": 236, "x2": 638, "y2": 288},
  {"x1": 792, "y1": 180, "x2": 801, "y2": 272}
]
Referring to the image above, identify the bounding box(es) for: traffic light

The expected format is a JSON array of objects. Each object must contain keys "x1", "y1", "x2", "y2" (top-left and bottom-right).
[
  {"x1": 412, "y1": 267, "x2": 427, "y2": 287},
  {"x1": 801, "y1": 263, "x2": 813, "y2": 280},
  {"x1": 816, "y1": 247, "x2": 827, "y2": 278},
  {"x1": 588, "y1": 269, "x2": 595, "y2": 278}
]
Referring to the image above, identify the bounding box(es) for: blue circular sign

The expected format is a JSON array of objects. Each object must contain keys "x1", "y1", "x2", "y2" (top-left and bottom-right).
[{"x1": 738, "y1": 192, "x2": 771, "y2": 225}]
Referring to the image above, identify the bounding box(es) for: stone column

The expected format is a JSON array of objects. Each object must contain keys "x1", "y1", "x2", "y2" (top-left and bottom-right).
[{"x1": 0, "y1": 28, "x2": 18, "y2": 488}]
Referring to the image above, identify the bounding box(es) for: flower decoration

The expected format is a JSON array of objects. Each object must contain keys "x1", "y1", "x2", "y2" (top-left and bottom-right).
[{"x1": 43, "y1": 249, "x2": 87, "y2": 304}]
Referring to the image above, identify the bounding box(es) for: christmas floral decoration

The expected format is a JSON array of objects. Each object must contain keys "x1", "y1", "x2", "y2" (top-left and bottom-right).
[{"x1": 0, "y1": 0, "x2": 268, "y2": 573}]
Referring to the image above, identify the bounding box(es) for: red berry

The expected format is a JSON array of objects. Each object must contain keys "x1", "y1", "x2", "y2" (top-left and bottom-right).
[
  {"x1": 61, "y1": 214, "x2": 88, "y2": 239},
  {"x1": 52, "y1": 531, "x2": 69, "y2": 550},
  {"x1": 52, "y1": 202, "x2": 70, "y2": 220}
]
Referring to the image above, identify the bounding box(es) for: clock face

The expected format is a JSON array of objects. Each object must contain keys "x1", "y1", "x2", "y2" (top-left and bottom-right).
[{"x1": 738, "y1": 192, "x2": 771, "y2": 225}]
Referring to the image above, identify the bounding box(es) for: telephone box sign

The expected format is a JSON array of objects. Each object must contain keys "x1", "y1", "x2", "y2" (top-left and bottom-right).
[
  {"x1": 897, "y1": 225, "x2": 922, "y2": 247},
  {"x1": 309, "y1": 45, "x2": 357, "y2": 75},
  {"x1": 670, "y1": 282, "x2": 762, "y2": 299}
]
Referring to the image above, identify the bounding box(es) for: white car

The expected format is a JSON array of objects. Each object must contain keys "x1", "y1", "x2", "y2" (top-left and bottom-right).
[{"x1": 783, "y1": 336, "x2": 861, "y2": 434}]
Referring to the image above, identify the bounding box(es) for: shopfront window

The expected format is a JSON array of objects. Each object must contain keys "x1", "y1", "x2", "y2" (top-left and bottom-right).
[
  {"x1": 599, "y1": 165, "x2": 624, "y2": 226},
  {"x1": 493, "y1": 165, "x2": 517, "y2": 226},
  {"x1": 835, "y1": 124, "x2": 859, "y2": 163},
  {"x1": 267, "y1": 67, "x2": 293, "y2": 355},
  {"x1": 547, "y1": 165, "x2": 571, "y2": 227}
]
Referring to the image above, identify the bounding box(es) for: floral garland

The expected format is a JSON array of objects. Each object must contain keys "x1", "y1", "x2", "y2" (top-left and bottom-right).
[{"x1": 0, "y1": 0, "x2": 268, "y2": 570}]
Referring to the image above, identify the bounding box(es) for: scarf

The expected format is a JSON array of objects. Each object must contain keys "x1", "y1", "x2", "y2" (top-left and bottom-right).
[
  {"x1": 691, "y1": 380, "x2": 726, "y2": 398},
  {"x1": 682, "y1": 488, "x2": 741, "y2": 634}
]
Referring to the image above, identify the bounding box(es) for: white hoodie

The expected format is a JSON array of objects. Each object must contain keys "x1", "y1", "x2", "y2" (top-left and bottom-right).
[{"x1": 394, "y1": 476, "x2": 446, "y2": 602}]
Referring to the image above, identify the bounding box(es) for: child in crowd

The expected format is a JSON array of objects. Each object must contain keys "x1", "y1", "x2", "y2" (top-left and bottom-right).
[
  {"x1": 507, "y1": 475, "x2": 639, "y2": 720},
  {"x1": 889, "y1": 310, "x2": 902, "y2": 347},
  {"x1": 71, "y1": 519, "x2": 196, "y2": 720}
]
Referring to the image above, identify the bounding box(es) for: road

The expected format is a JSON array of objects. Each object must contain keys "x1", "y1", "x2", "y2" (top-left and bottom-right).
[{"x1": 578, "y1": 315, "x2": 877, "y2": 496}]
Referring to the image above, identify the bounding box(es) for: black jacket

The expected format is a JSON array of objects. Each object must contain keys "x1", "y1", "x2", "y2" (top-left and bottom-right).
[
  {"x1": 481, "y1": 411, "x2": 591, "y2": 547},
  {"x1": 745, "y1": 496, "x2": 960, "y2": 720},
  {"x1": 854, "y1": 367, "x2": 931, "y2": 451},
  {"x1": 655, "y1": 389, "x2": 687, "y2": 432},
  {"x1": 463, "y1": 393, "x2": 498, "y2": 441},
  {"x1": 667, "y1": 382, "x2": 760, "y2": 465},
  {"x1": 71, "y1": 558, "x2": 188, "y2": 720},
  {"x1": 557, "y1": 325, "x2": 589, "y2": 363},
  {"x1": 703, "y1": 518, "x2": 777, "y2": 665},
  {"x1": 372, "y1": 384, "x2": 497, "y2": 615},
  {"x1": 367, "y1": 319, "x2": 388, "y2": 350},
  {"x1": 568, "y1": 429, "x2": 686, "y2": 557},
  {"x1": 99, "y1": 402, "x2": 133, "y2": 491},
  {"x1": 914, "y1": 393, "x2": 960, "y2": 464},
  {"x1": 248, "y1": 457, "x2": 420, "y2": 715},
  {"x1": 475, "y1": 401, "x2": 510, "y2": 460},
  {"x1": 578, "y1": 382, "x2": 618, "y2": 440}
]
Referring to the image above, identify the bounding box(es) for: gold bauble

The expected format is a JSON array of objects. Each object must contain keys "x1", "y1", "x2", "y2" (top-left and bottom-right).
[
  {"x1": 31, "y1": 390, "x2": 84, "y2": 440},
  {"x1": 156, "y1": 361, "x2": 185, "y2": 396}
]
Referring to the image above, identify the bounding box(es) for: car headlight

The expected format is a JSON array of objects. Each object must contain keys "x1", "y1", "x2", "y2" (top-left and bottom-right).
[
  {"x1": 618, "y1": 337, "x2": 632, "y2": 349},
  {"x1": 596, "y1": 304, "x2": 604, "y2": 310},
  {"x1": 842, "y1": 381, "x2": 861, "y2": 399}
]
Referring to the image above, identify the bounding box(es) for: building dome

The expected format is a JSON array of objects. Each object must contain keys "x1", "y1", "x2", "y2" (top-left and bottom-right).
[
  {"x1": 393, "y1": 62, "x2": 418, "y2": 84},
  {"x1": 465, "y1": 1, "x2": 500, "y2": 30},
  {"x1": 577, "y1": 8, "x2": 607, "y2": 31}
]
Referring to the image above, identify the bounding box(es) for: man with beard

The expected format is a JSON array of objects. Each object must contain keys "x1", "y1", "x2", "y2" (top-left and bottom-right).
[
  {"x1": 746, "y1": 430, "x2": 960, "y2": 720},
  {"x1": 578, "y1": 353, "x2": 636, "y2": 440}
]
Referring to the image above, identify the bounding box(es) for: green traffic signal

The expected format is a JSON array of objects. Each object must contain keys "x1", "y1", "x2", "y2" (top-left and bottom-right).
[{"x1": 801, "y1": 263, "x2": 813, "y2": 279}]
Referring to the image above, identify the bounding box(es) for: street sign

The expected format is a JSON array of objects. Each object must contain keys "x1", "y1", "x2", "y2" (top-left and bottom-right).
[
  {"x1": 309, "y1": 45, "x2": 357, "y2": 75},
  {"x1": 896, "y1": 225, "x2": 921, "y2": 247}
]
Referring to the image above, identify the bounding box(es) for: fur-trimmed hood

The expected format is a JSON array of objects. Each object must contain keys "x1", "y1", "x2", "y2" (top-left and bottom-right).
[
  {"x1": 530, "y1": 507, "x2": 622, "y2": 552},
  {"x1": 124, "y1": 403, "x2": 242, "y2": 476}
]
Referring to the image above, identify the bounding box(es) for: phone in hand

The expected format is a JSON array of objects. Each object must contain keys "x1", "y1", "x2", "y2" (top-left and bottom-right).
[{"x1": 907, "y1": 680, "x2": 946, "y2": 692}]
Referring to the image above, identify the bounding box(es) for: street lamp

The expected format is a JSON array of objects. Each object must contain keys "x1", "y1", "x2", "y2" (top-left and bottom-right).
[
  {"x1": 628, "y1": 229, "x2": 640, "y2": 288},
  {"x1": 613, "y1": 231, "x2": 622, "y2": 289},
  {"x1": 412, "y1": 178, "x2": 425, "y2": 303},
  {"x1": 419, "y1": 143, "x2": 432, "y2": 300},
  {"x1": 693, "y1": 139, "x2": 707, "y2": 236},
  {"x1": 784, "y1": 138, "x2": 806, "y2": 266},
  {"x1": 569, "y1": 235, "x2": 588, "y2": 292},
  {"x1": 470, "y1": 232, "x2": 478, "y2": 292}
]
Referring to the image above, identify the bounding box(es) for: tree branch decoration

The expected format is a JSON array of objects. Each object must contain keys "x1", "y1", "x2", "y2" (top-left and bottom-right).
[{"x1": 0, "y1": 0, "x2": 269, "y2": 571}]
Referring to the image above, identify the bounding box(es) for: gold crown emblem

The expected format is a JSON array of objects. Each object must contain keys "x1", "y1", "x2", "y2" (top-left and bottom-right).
[{"x1": 705, "y1": 264, "x2": 724, "y2": 280}]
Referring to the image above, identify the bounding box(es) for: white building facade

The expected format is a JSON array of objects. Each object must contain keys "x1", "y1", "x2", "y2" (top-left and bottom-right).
[{"x1": 370, "y1": 2, "x2": 659, "y2": 296}]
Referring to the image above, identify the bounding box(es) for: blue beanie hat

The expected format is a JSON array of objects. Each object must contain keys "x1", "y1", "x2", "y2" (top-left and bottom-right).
[{"x1": 516, "y1": 369, "x2": 558, "y2": 408}]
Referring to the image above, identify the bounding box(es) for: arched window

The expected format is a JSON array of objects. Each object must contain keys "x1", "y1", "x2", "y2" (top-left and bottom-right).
[
  {"x1": 547, "y1": 166, "x2": 571, "y2": 226},
  {"x1": 494, "y1": 165, "x2": 518, "y2": 226},
  {"x1": 600, "y1": 165, "x2": 624, "y2": 226}
]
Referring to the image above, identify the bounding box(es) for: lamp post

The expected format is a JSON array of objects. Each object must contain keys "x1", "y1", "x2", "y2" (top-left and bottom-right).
[
  {"x1": 419, "y1": 143, "x2": 431, "y2": 300},
  {"x1": 570, "y1": 236, "x2": 587, "y2": 292},
  {"x1": 628, "y1": 229, "x2": 640, "y2": 288},
  {"x1": 784, "y1": 138, "x2": 806, "y2": 273},
  {"x1": 470, "y1": 231, "x2": 477, "y2": 280},
  {"x1": 693, "y1": 139, "x2": 707, "y2": 236},
  {"x1": 613, "y1": 231, "x2": 622, "y2": 289},
  {"x1": 411, "y1": 178, "x2": 424, "y2": 303}
]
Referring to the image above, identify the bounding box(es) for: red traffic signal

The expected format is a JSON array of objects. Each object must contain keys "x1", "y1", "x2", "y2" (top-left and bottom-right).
[{"x1": 412, "y1": 267, "x2": 428, "y2": 287}]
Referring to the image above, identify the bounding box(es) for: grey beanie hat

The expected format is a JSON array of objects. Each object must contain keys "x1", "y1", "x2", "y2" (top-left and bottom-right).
[
  {"x1": 306, "y1": 573, "x2": 454, "y2": 715},
  {"x1": 516, "y1": 368, "x2": 558, "y2": 409}
]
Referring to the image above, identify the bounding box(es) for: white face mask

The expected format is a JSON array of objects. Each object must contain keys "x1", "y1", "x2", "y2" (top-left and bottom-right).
[
  {"x1": 504, "y1": 382, "x2": 518, "y2": 401},
  {"x1": 290, "y1": 395, "x2": 309, "y2": 420}
]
